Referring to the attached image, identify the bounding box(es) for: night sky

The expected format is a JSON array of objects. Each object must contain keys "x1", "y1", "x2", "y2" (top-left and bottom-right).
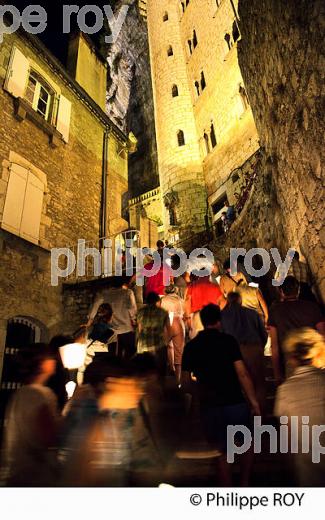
[{"x1": 3, "y1": 1, "x2": 119, "y2": 63}]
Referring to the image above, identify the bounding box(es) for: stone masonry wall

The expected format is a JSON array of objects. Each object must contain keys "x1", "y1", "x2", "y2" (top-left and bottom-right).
[{"x1": 237, "y1": 0, "x2": 325, "y2": 300}]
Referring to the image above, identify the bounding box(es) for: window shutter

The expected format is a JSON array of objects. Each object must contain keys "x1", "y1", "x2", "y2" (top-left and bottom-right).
[
  {"x1": 1, "y1": 164, "x2": 27, "y2": 236},
  {"x1": 20, "y1": 172, "x2": 44, "y2": 244},
  {"x1": 56, "y1": 94, "x2": 72, "y2": 143},
  {"x1": 5, "y1": 47, "x2": 30, "y2": 98}
]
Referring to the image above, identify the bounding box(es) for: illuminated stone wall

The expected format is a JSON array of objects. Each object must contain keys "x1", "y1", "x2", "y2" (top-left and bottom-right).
[
  {"x1": 143, "y1": 0, "x2": 260, "y2": 240},
  {"x1": 145, "y1": 0, "x2": 208, "y2": 242},
  {"x1": 238, "y1": 0, "x2": 325, "y2": 300}
]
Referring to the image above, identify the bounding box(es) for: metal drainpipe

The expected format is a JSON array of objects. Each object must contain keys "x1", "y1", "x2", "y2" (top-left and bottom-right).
[{"x1": 100, "y1": 127, "x2": 109, "y2": 242}]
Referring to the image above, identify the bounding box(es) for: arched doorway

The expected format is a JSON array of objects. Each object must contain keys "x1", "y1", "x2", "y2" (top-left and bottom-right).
[{"x1": 0, "y1": 317, "x2": 46, "y2": 432}]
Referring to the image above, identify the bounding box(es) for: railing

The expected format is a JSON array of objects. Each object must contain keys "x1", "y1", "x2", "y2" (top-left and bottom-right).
[
  {"x1": 64, "y1": 229, "x2": 141, "y2": 283},
  {"x1": 128, "y1": 187, "x2": 161, "y2": 207}
]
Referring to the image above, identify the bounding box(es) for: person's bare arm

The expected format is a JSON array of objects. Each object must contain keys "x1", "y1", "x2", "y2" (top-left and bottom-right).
[
  {"x1": 234, "y1": 360, "x2": 260, "y2": 416},
  {"x1": 269, "y1": 326, "x2": 284, "y2": 385},
  {"x1": 257, "y1": 289, "x2": 269, "y2": 323}
]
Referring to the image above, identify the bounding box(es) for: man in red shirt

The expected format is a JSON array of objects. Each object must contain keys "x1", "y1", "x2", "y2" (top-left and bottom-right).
[
  {"x1": 185, "y1": 275, "x2": 225, "y2": 338},
  {"x1": 143, "y1": 261, "x2": 174, "y2": 300}
]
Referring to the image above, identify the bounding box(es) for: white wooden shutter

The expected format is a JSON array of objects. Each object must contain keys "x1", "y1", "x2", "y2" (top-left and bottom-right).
[
  {"x1": 56, "y1": 94, "x2": 72, "y2": 143},
  {"x1": 20, "y1": 172, "x2": 44, "y2": 244},
  {"x1": 1, "y1": 164, "x2": 27, "y2": 235},
  {"x1": 5, "y1": 47, "x2": 30, "y2": 98}
]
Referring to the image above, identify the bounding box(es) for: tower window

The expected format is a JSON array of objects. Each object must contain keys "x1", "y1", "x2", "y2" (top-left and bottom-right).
[
  {"x1": 210, "y1": 123, "x2": 217, "y2": 148},
  {"x1": 188, "y1": 40, "x2": 193, "y2": 55},
  {"x1": 204, "y1": 133, "x2": 210, "y2": 154},
  {"x1": 167, "y1": 45, "x2": 173, "y2": 57},
  {"x1": 169, "y1": 207, "x2": 177, "y2": 226},
  {"x1": 224, "y1": 33, "x2": 231, "y2": 51},
  {"x1": 200, "y1": 71, "x2": 206, "y2": 91},
  {"x1": 163, "y1": 12, "x2": 168, "y2": 22},
  {"x1": 232, "y1": 20, "x2": 240, "y2": 43},
  {"x1": 195, "y1": 81, "x2": 200, "y2": 96},
  {"x1": 172, "y1": 84, "x2": 179, "y2": 97},
  {"x1": 193, "y1": 30, "x2": 198, "y2": 48},
  {"x1": 181, "y1": 2, "x2": 185, "y2": 13},
  {"x1": 177, "y1": 130, "x2": 185, "y2": 147}
]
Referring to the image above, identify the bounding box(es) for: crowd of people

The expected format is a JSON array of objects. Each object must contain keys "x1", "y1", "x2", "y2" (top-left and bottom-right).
[{"x1": 1, "y1": 241, "x2": 325, "y2": 487}]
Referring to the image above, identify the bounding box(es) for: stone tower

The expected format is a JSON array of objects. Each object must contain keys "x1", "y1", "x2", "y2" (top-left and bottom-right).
[{"x1": 139, "y1": 0, "x2": 208, "y2": 245}]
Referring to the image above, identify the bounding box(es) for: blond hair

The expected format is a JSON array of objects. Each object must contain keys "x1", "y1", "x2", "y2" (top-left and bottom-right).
[{"x1": 284, "y1": 328, "x2": 325, "y2": 369}]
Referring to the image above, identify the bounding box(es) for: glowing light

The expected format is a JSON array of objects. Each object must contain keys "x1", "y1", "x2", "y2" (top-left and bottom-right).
[
  {"x1": 59, "y1": 343, "x2": 87, "y2": 369},
  {"x1": 66, "y1": 381, "x2": 77, "y2": 399}
]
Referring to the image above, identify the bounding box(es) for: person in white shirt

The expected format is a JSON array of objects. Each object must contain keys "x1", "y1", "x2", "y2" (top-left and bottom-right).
[{"x1": 88, "y1": 277, "x2": 137, "y2": 359}]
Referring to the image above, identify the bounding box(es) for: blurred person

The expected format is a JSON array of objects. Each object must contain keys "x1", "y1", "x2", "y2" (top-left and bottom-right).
[
  {"x1": 78, "y1": 305, "x2": 116, "y2": 384},
  {"x1": 221, "y1": 292, "x2": 268, "y2": 414},
  {"x1": 268, "y1": 276, "x2": 325, "y2": 384},
  {"x1": 185, "y1": 272, "x2": 225, "y2": 339},
  {"x1": 161, "y1": 285, "x2": 186, "y2": 383},
  {"x1": 275, "y1": 251, "x2": 315, "y2": 301},
  {"x1": 88, "y1": 277, "x2": 137, "y2": 359},
  {"x1": 171, "y1": 254, "x2": 188, "y2": 299},
  {"x1": 136, "y1": 292, "x2": 172, "y2": 376},
  {"x1": 182, "y1": 304, "x2": 260, "y2": 486},
  {"x1": 274, "y1": 328, "x2": 325, "y2": 486},
  {"x1": 2, "y1": 344, "x2": 60, "y2": 486},
  {"x1": 210, "y1": 261, "x2": 222, "y2": 286},
  {"x1": 220, "y1": 258, "x2": 248, "y2": 297},
  {"x1": 47, "y1": 335, "x2": 72, "y2": 411},
  {"x1": 62, "y1": 355, "x2": 162, "y2": 486},
  {"x1": 237, "y1": 280, "x2": 269, "y2": 323},
  {"x1": 143, "y1": 257, "x2": 174, "y2": 300}
]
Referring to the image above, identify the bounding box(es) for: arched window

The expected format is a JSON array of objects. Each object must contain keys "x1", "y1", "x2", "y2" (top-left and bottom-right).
[
  {"x1": 167, "y1": 45, "x2": 173, "y2": 57},
  {"x1": 204, "y1": 133, "x2": 210, "y2": 154},
  {"x1": 210, "y1": 123, "x2": 217, "y2": 148},
  {"x1": 232, "y1": 20, "x2": 240, "y2": 43},
  {"x1": 169, "y1": 207, "x2": 177, "y2": 226},
  {"x1": 224, "y1": 33, "x2": 231, "y2": 51},
  {"x1": 200, "y1": 71, "x2": 206, "y2": 91},
  {"x1": 239, "y1": 85, "x2": 249, "y2": 110},
  {"x1": 193, "y1": 30, "x2": 198, "y2": 48},
  {"x1": 177, "y1": 130, "x2": 185, "y2": 146},
  {"x1": 163, "y1": 12, "x2": 168, "y2": 22},
  {"x1": 172, "y1": 84, "x2": 179, "y2": 97},
  {"x1": 195, "y1": 81, "x2": 200, "y2": 96}
]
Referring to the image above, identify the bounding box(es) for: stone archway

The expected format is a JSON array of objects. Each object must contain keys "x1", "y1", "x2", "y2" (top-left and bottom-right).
[{"x1": 0, "y1": 316, "x2": 48, "y2": 431}]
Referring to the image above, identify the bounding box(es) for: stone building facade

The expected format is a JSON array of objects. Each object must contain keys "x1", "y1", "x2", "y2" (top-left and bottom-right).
[
  {"x1": 139, "y1": 0, "x2": 260, "y2": 241},
  {"x1": 237, "y1": 0, "x2": 325, "y2": 300},
  {"x1": 0, "y1": 30, "x2": 130, "y2": 388}
]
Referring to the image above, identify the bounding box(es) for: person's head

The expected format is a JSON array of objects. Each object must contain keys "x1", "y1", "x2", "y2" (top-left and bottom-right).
[
  {"x1": 110, "y1": 276, "x2": 126, "y2": 288},
  {"x1": 200, "y1": 304, "x2": 221, "y2": 329},
  {"x1": 157, "y1": 240, "x2": 165, "y2": 251},
  {"x1": 73, "y1": 326, "x2": 88, "y2": 344},
  {"x1": 223, "y1": 259, "x2": 230, "y2": 272},
  {"x1": 284, "y1": 328, "x2": 325, "y2": 369},
  {"x1": 18, "y1": 344, "x2": 57, "y2": 384},
  {"x1": 293, "y1": 251, "x2": 300, "y2": 261},
  {"x1": 280, "y1": 276, "x2": 300, "y2": 299},
  {"x1": 95, "y1": 303, "x2": 113, "y2": 324},
  {"x1": 146, "y1": 292, "x2": 161, "y2": 307},
  {"x1": 165, "y1": 284, "x2": 176, "y2": 295},
  {"x1": 227, "y1": 292, "x2": 242, "y2": 306},
  {"x1": 212, "y1": 262, "x2": 220, "y2": 276}
]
